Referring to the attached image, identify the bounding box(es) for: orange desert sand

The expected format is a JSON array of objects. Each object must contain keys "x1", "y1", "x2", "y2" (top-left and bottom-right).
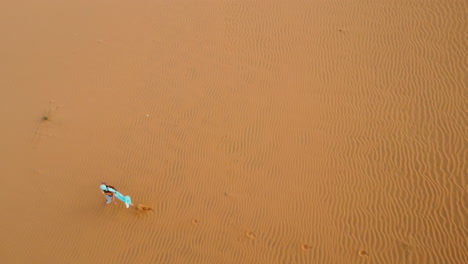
[{"x1": 0, "y1": 0, "x2": 466, "y2": 263}]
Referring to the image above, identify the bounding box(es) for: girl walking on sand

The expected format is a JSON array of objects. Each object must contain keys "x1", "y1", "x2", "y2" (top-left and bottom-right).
[{"x1": 100, "y1": 182, "x2": 133, "y2": 208}]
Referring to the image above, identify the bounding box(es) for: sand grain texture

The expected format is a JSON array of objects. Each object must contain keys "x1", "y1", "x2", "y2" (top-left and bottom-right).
[{"x1": 0, "y1": 0, "x2": 466, "y2": 263}]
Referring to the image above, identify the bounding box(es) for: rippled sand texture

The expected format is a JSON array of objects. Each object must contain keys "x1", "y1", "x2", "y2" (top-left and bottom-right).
[{"x1": 1, "y1": 0, "x2": 466, "y2": 263}]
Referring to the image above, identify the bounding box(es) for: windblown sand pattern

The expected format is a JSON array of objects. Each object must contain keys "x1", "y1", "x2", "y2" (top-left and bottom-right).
[{"x1": 0, "y1": 0, "x2": 466, "y2": 263}]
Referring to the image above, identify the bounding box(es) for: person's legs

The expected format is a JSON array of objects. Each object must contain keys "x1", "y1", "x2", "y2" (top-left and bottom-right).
[{"x1": 105, "y1": 195, "x2": 112, "y2": 204}]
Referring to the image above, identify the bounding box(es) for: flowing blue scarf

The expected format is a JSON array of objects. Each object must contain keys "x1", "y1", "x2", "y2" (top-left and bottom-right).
[{"x1": 106, "y1": 187, "x2": 132, "y2": 208}]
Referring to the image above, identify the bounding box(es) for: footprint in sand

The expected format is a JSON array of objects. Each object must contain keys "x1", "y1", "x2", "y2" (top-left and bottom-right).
[
  {"x1": 301, "y1": 244, "x2": 312, "y2": 251},
  {"x1": 192, "y1": 219, "x2": 199, "y2": 224},
  {"x1": 358, "y1": 249, "x2": 370, "y2": 257},
  {"x1": 245, "y1": 231, "x2": 256, "y2": 240},
  {"x1": 397, "y1": 240, "x2": 414, "y2": 258}
]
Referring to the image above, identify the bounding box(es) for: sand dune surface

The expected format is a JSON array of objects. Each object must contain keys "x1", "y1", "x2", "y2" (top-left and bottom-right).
[{"x1": 0, "y1": 0, "x2": 466, "y2": 263}]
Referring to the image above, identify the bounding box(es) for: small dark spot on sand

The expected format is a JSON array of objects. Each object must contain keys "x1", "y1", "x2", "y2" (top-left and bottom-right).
[{"x1": 41, "y1": 116, "x2": 49, "y2": 121}]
